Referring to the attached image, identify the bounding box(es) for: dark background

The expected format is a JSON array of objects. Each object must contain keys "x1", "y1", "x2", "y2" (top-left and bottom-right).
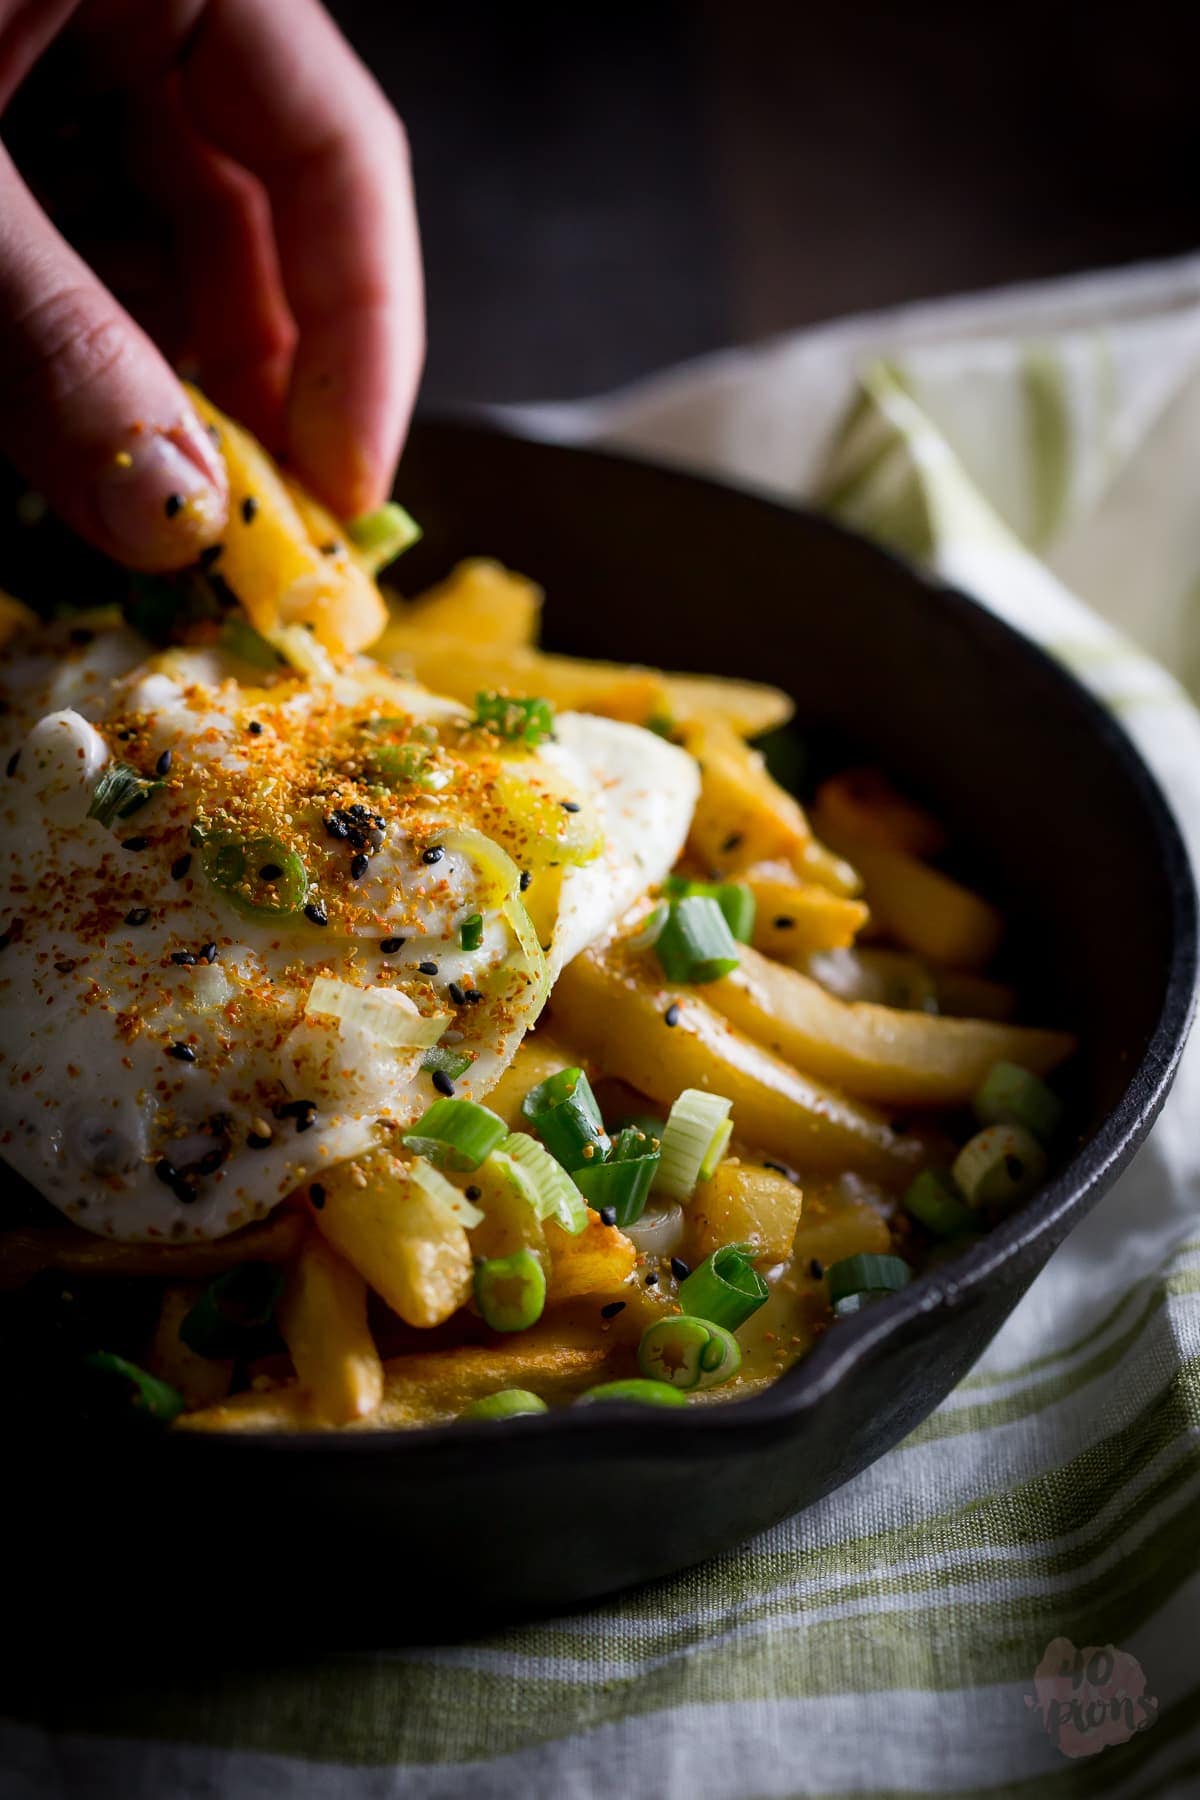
[{"x1": 328, "y1": 0, "x2": 1199, "y2": 408}]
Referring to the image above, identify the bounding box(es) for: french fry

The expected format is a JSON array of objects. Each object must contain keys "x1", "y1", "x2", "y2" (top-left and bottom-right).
[
  {"x1": 0, "y1": 590, "x2": 37, "y2": 648},
  {"x1": 813, "y1": 808, "x2": 1004, "y2": 971},
  {"x1": 687, "y1": 1161, "x2": 804, "y2": 1265},
  {"x1": 709, "y1": 943, "x2": 1074, "y2": 1107},
  {"x1": 933, "y1": 969, "x2": 1018, "y2": 1023},
  {"x1": 313, "y1": 1151, "x2": 473, "y2": 1328},
  {"x1": 791, "y1": 1180, "x2": 893, "y2": 1270},
  {"x1": 147, "y1": 1283, "x2": 233, "y2": 1410},
  {"x1": 813, "y1": 769, "x2": 946, "y2": 858},
  {"x1": 550, "y1": 945, "x2": 926, "y2": 1182},
  {"x1": 380, "y1": 559, "x2": 542, "y2": 652},
  {"x1": 544, "y1": 1210, "x2": 636, "y2": 1300},
  {"x1": 468, "y1": 1150, "x2": 549, "y2": 1266},
  {"x1": 177, "y1": 1333, "x2": 626, "y2": 1431},
  {"x1": 683, "y1": 714, "x2": 813, "y2": 874},
  {"x1": 484, "y1": 1033, "x2": 580, "y2": 1129},
  {"x1": 277, "y1": 1231, "x2": 384, "y2": 1425},
  {"x1": 746, "y1": 862, "x2": 869, "y2": 958},
  {"x1": 657, "y1": 673, "x2": 792, "y2": 736},
  {"x1": 0, "y1": 1208, "x2": 305, "y2": 1291},
  {"x1": 185, "y1": 386, "x2": 386, "y2": 655}
]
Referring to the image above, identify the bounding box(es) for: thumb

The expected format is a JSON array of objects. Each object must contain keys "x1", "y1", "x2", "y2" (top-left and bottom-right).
[{"x1": 0, "y1": 149, "x2": 228, "y2": 570}]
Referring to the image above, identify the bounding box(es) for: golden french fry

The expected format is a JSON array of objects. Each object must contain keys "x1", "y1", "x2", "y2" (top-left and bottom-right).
[
  {"x1": 657, "y1": 672, "x2": 792, "y2": 736},
  {"x1": 314, "y1": 1151, "x2": 473, "y2": 1328},
  {"x1": 0, "y1": 1208, "x2": 306, "y2": 1291},
  {"x1": 381, "y1": 559, "x2": 543, "y2": 652},
  {"x1": 468, "y1": 1152, "x2": 549, "y2": 1266},
  {"x1": 683, "y1": 714, "x2": 813, "y2": 874},
  {"x1": 544, "y1": 1210, "x2": 636, "y2": 1300},
  {"x1": 791, "y1": 1180, "x2": 893, "y2": 1270},
  {"x1": 813, "y1": 808, "x2": 1004, "y2": 971},
  {"x1": 484, "y1": 1033, "x2": 580, "y2": 1129},
  {"x1": 185, "y1": 386, "x2": 386, "y2": 655},
  {"x1": 933, "y1": 969, "x2": 1018, "y2": 1023},
  {"x1": 177, "y1": 1333, "x2": 626, "y2": 1431},
  {"x1": 147, "y1": 1283, "x2": 233, "y2": 1411},
  {"x1": 813, "y1": 769, "x2": 946, "y2": 858},
  {"x1": 277, "y1": 1231, "x2": 384, "y2": 1425},
  {"x1": 550, "y1": 945, "x2": 925, "y2": 1182},
  {"x1": 687, "y1": 1161, "x2": 804, "y2": 1265},
  {"x1": 709, "y1": 943, "x2": 1074, "y2": 1107},
  {"x1": 746, "y1": 862, "x2": 869, "y2": 958}
]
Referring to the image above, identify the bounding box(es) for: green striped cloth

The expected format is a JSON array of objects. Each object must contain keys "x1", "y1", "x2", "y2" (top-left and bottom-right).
[{"x1": 10, "y1": 257, "x2": 1200, "y2": 1798}]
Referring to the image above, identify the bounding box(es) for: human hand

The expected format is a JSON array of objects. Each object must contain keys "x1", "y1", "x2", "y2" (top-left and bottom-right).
[{"x1": 0, "y1": 0, "x2": 423, "y2": 569}]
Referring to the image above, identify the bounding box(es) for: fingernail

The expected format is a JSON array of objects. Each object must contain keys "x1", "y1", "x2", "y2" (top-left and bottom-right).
[{"x1": 96, "y1": 412, "x2": 228, "y2": 568}]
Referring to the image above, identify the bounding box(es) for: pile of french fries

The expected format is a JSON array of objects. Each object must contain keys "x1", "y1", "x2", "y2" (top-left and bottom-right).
[{"x1": 0, "y1": 399, "x2": 1076, "y2": 1434}]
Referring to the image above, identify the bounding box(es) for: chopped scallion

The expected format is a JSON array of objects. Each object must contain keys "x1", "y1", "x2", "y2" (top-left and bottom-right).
[
  {"x1": 953, "y1": 1123, "x2": 1048, "y2": 1212},
  {"x1": 420, "y1": 1045, "x2": 474, "y2": 1082},
  {"x1": 902, "y1": 1168, "x2": 976, "y2": 1237},
  {"x1": 637, "y1": 1314, "x2": 741, "y2": 1391},
  {"x1": 474, "y1": 1247, "x2": 546, "y2": 1333},
  {"x1": 201, "y1": 832, "x2": 308, "y2": 921},
  {"x1": 576, "y1": 1378, "x2": 687, "y2": 1408},
  {"x1": 80, "y1": 1351, "x2": 184, "y2": 1424},
  {"x1": 655, "y1": 895, "x2": 741, "y2": 984},
  {"x1": 521, "y1": 1066, "x2": 610, "y2": 1173},
  {"x1": 459, "y1": 912, "x2": 484, "y2": 952},
  {"x1": 654, "y1": 1088, "x2": 733, "y2": 1201},
  {"x1": 973, "y1": 1061, "x2": 1063, "y2": 1145},
  {"x1": 346, "y1": 501, "x2": 422, "y2": 572},
  {"x1": 179, "y1": 1262, "x2": 284, "y2": 1358},
  {"x1": 219, "y1": 615, "x2": 283, "y2": 669},
  {"x1": 497, "y1": 1130, "x2": 589, "y2": 1234},
  {"x1": 87, "y1": 762, "x2": 161, "y2": 828},
  {"x1": 574, "y1": 1126, "x2": 659, "y2": 1225},
  {"x1": 472, "y1": 691, "x2": 555, "y2": 748},
  {"x1": 402, "y1": 1098, "x2": 507, "y2": 1171},
  {"x1": 677, "y1": 1242, "x2": 768, "y2": 1331},
  {"x1": 827, "y1": 1252, "x2": 912, "y2": 1316},
  {"x1": 461, "y1": 1388, "x2": 549, "y2": 1421},
  {"x1": 663, "y1": 876, "x2": 756, "y2": 944}
]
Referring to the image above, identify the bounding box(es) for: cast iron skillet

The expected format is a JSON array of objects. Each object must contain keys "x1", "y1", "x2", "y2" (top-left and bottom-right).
[{"x1": 9, "y1": 421, "x2": 1197, "y2": 1642}]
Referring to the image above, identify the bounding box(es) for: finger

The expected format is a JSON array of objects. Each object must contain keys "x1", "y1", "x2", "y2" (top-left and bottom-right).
[
  {"x1": 180, "y1": 0, "x2": 424, "y2": 517},
  {"x1": 0, "y1": 145, "x2": 227, "y2": 569}
]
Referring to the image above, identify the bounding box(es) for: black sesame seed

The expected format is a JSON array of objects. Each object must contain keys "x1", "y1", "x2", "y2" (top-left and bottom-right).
[
  {"x1": 465, "y1": 987, "x2": 484, "y2": 1005},
  {"x1": 324, "y1": 812, "x2": 349, "y2": 840},
  {"x1": 421, "y1": 844, "x2": 445, "y2": 865},
  {"x1": 171, "y1": 951, "x2": 196, "y2": 966},
  {"x1": 199, "y1": 543, "x2": 223, "y2": 570},
  {"x1": 319, "y1": 540, "x2": 342, "y2": 556},
  {"x1": 0, "y1": 932, "x2": 11, "y2": 953},
  {"x1": 350, "y1": 852, "x2": 369, "y2": 880},
  {"x1": 519, "y1": 870, "x2": 532, "y2": 892},
  {"x1": 670, "y1": 1256, "x2": 690, "y2": 1281},
  {"x1": 418, "y1": 960, "x2": 439, "y2": 976},
  {"x1": 121, "y1": 835, "x2": 149, "y2": 852},
  {"x1": 154, "y1": 1157, "x2": 178, "y2": 1185},
  {"x1": 600, "y1": 1300, "x2": 626, "y2": 1319},
  {"x1": 644, "y1": 1271, "x2": 659, "y2": 1287},
  {"x1": 248, "y1": 721, "x2": 263, "y2": 736},
  {"x1": 241, "y1": 495, "x2": 259, "y2": 524},
  {"x1": 432, "y1": 1069, "x2": 455, "y2": 1098},
  {"x1": 200, "y1": 942, "x2": 217, "y2": 964},
  {"x1": 310, "y1": 1182, "x2": 326, "y2": 1210},
  {"x1": 5, "y1": 750, "x2": 19, "y2": 777},
  {"x1": 246, "y1": 1132, "x2": 271, "y2": 1150},
  {"x1": 773, "y1": 915, "x2": 795, "y2": 930},
  {"x1": 465, "y1": 1185, "x2": 482, "y2": 1201},
  {"x1": 561, "y1": 800, "x2": 582, "y2": 813},
  {"x1": 1005, "y1": 1154, "x2": 1025, "y2": 1181},
  {"x1": 295, "y1": 1112, "x2": 316, "y2": 1133},
  {"x1": 168, "y1": 1042, "x2": 196, "y2": 1062},
  {"x1": 763, "y1": 1159, "x2": 798, "y2": 1183},
  {"x1": 664, "y1": 1002, "x2": 681, "y2": 1028},
  {"x1": 124, "y1": 907, "x2": 150, "y2": 927},
  {"x1": 304, "y1": 901, "x2": 328, "y2": 927},
  {"x1": 379, "y1": 935, "x2": 405, "y2": 954},
  {"x1": 258, "y1": 862, "x2": 283, "y2": 882},
  {"x1": 448, "y1": 981, "x2": 466, "y2": 1007},
  {"x1": 54, "y1": 958, "x2": 77, "y2": 974},
  {"x1": 721, "y1": 832, "x2": 744, "y2": 854},
  {"x1": 164, "y1": 493, "x2": 184, "y2": 519},
  {"x1": 598, "y1": 1206, "x2": 618, "y2": 1227},
  {"x1": 810, "y1": 1258, "x2": 825, "y2": 1281},
  {"x1": 170, "y1": 853, "x2": 192, "y2": 881},
  {"x1": 154, "y1": 749, "x2": 173, "y2": 777}
]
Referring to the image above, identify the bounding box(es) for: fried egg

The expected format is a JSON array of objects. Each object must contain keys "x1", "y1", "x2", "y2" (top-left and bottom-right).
[{"x1": 0, "y1": 622, "x2": 697, "y2": 1241}]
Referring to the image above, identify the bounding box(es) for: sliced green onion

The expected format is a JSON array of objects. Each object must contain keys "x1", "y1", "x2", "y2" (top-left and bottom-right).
[
  {"x1": 625, "y1": 902, "x2": 669, "y2": 953},
  {"x1": 677, "y1": 1242, "x2": 768, "y2": 1331},
  {"x1": 973, "y1": 1061, "x2": 1063, "y2": 1145},
  {"x1": 655, "y1": 895, "x2": 741, "y2": 984},
  {"x1": 87, "y1": 762, "x2": 161, "y2": 827},
  {"x1": 663, "y1": 876, "x2": 756, "y2": 944},
  {"x1": 575, "y1": 1126, "x2": 660, "y2": 1225},
  {"x1": 827, "y1": 1252, "x2": 912, "y2": 1316},
  {"x1": 420, "y1": 1044, "x2": 475, "y2": 1082},
  {"x1": 497, "y1": 1130, "x2": 589, "y2": 1235},
  {"x1": 459, "y1": 912, "x2": 484, "y2": 952},
  {"x1": 902, "y1": 1168, "x2": 976, "y2": 1237},
  {"x1": 441, "y1": 826, "x2": 551, "y2": 1016},
  {"x1": 402, "y1": 1098, "x2": 507, "y2": 1171},
  {"x1": 521, "y1": 1066, "x2": 610, "y2": 1173},
  {"x1": 347, "y1": 501, "x2": 422, "y2": 572},
  {"x1": 472, "y1": 691, "x2": 556, "y2": 748},
  {"x1": 576, "y1": 1378, "x2": 687, "y2": 1408},
  {"x1": 698, "y1": 1118, "x2": 733, "y2": 1181},
  {"x1": 654, "y1": 1088, "x2": 734, "y2": 1201},
  {"x1": 616, "y1": 1113, "x2": 666, "y2": 1146},
  {"x1": 81, "y1": 1351, "x2": 184, "y2": 1424},
  {"x1": 201, "y1": 832, "x2": 308, "y2": 921},
  {"x1": 637, "y1": 1314, "x2": 742, "y2": 1391},
  {"x1": 180, "y1": 1262, "x2": 284, "y2": 1358},
  {"x1": 461, "y1": 1388, "x2": 549, "y2": 1421},
  {"x1": 953, "y1": 1123, "x2": 1048, "y2": 1212},
  {"x1": 307, "y1": 977, "x2": 449, "y2": 1048},
  {"x1": 219, "y1": 615, "x2": 282, "y2": 669},
  {"x1": 474, "y1": 1248, "x2": 546, "y2": 1333},
  {"x1": 623, "y1": 1201, "x2": 685, "y2": 1258},
  {"x1": 409, "y1": 1156, "x2": 484, "y2": 1228},
  {"x1": 365, "y1": 740, "x2": 452, "y2": 792}
]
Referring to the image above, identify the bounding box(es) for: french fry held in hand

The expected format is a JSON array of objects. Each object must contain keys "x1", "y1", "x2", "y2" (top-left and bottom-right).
[
  {"x1": 550, "y1": 943, "x2": 925, "y2": 1182},
  {"x1": 379, "y1": 559, "x2": 543, "y2": 652},
  {"x1": 277, "y1": 1231, "x2": 384, "y2": 1426},
  {"x1": 0, "y1": 1208, "x2": 306, "y2": 1291},
  {"x1": 177, "y1": 1333, "x2": 627, "y2": 1432},
  {"x1": 746, "y1": 861, "x2": 869, "y2": 959},
  {"x1": 687, "y1": 1162, "x2": 804, "y2": 1266},
  {"x1": 313, "y1": 1151, "x2": 473, "y2": 1328},
  {"x1": 544, "y1": 1210, "x2": 637, "y2": 1301},
  {"x1": 147, "y1": 1283, "x2": 233, "y2": 1411},
  {"x1": 185, "y1": 386, "x2": 386, "y2": 655},
  {"x1": 708, "y1": 943, "x2": 1075, "y2": 1108}
]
